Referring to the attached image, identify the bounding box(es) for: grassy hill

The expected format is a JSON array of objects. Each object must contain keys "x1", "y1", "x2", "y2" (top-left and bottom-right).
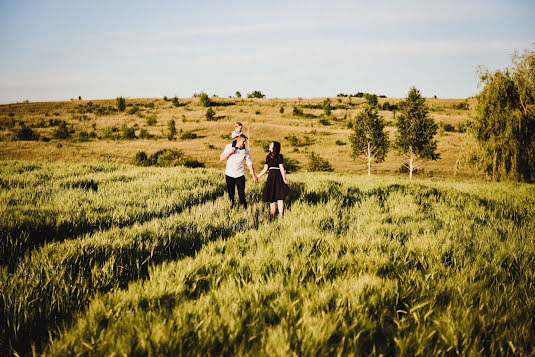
[
  {"x1": 1, "y1": 161, "x2": 534, "y2": 355},
  {"x1": 0, "y1": 96, "x2": 476, "y2": 179}
]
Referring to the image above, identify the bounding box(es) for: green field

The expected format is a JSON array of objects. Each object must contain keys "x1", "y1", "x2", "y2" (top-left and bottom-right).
[{"x1": 1, "y1": 161, "x2": 534, "y2": 356}]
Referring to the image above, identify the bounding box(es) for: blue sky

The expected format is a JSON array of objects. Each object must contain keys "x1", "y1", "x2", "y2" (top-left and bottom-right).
[{"x1": 0, "y1": 0, "x2": 533, "y2": 103}]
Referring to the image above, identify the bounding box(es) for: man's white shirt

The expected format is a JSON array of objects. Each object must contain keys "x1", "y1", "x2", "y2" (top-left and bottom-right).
[{"x1": 222, "y1": 144, "x2": 253, "y2": 178}]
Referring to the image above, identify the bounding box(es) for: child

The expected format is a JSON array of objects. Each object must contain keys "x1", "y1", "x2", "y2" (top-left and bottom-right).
[{"x1": 231, "y1": 122, "x2": 248, "y2": 148}]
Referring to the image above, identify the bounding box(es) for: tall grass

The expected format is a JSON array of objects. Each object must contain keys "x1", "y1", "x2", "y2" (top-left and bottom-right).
[{"x1": 1, "y1": 162, "x2": 534, "y2": 355}]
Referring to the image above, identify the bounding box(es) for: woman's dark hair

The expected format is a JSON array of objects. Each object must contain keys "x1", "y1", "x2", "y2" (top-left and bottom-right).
[{"x1": 269, "y1": 141, "x2": 281, "y2": 159}]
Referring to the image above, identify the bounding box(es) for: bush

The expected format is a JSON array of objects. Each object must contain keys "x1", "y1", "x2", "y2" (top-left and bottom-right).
[
  {"x1": 139, "y1": 129, "x2": 153, "y2": 139},
  {"x1": 127, "y1": 105, "x2": 140, "y2": 115},
  {"x1": 440, "y1": 122, "x2": 455, "y2": 132},
  {"x1": 247, "y1": 90, "x2": 266, "y2": 98},
  {"x1": 283, "y1": 157, "x2": 301, "y2": 173},
  {"x1": 102, "y1": 126, "x2": 119, "y2": 140},
  {"x1": 75, "y1": 131, "x2": 90, "y2": 142},
  {"x1": 163, "y1": 96, "x2": 169, "y2": 101},
  {"x1": 235, "y1": 91, "x2": 242, "y2": 98},
  {"x1": 132, "y1": 149, "x2": 204, "y2": 168},
  {"x1": 180, "y1": 130, "x2": 198, "y2": 140},
  {"x1": 319, "y1": 118, "x2": 331, "y2": 126},
  {"x1": 322, "y1": 98, "x2": 332, "y2": 116},
  {"x1": 199, "y1": 93, "x2": 211, "y2": 107},
  {"x1": 167, "y1": 119, "x2": 177, "y2": 141},
  {"x1": 454, "y1": 101, "x2": 469, "y2": 110},
  {"x1": 307, "y1": 152, "x2": 334, "y2": 172},
  {"x1": 292, "y1": 106, "x2": 303, "y2": 116},
  {"x1": 206, "y1": 107, "x2": 215, "y2": 121},
  {"x1": 335, "y1": 140, "x2": 346, "y2": 145},
  {"x1": 116, "y1": 97, "x2": 126, "y2": 112},
  {"x1": 15, "y1": 125, "x2": 40, "y2": 141},
  {"x1": 172, "y1": 97, "x2": 180, "y2": 107},
  {"x1": 121, "y1": 124, "x2": 137, "y2": 140},
  {"x1": 279, "y1": 106, "x2": 284, "y2": 114},
  {"x1": 457, "y1": 120, "x2": 471, "y2": 133},
  {"x1": 53, "y1": 121, "x2": 71, "y2": 139},
  {"x1": 146, "y1": 115, "x2": 157, "y2": 126}
]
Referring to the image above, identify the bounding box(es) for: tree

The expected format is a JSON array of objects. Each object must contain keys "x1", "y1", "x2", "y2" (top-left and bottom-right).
[
  {"x1": 247, "y1": 90, "x2": 266, "y2": 98},
  {"x1": 167, "y1": 119, "x2": 177, "y2": 141},
  {"x1": 235, "y1": 91, "x2": 242, "y2": 98},
  {"x1": 322, "y1": 98, "x2": 332, "y2": 116},
  {"x1": 394, "y1": 87, "x2": 439, "y2": 180},
  {"x1": 206, "y1": 107, "x2": 215, "y2": 121},
  {"x1": 349, "y1": 103, "x2": 389, "y2": 176},
  {"x1": 199, "y1": 92, "x2": 211, "y2": 107},
  {"x1": 116, "y1": 97, "x2": 126, "y2": 112},
  {"x1": 471, "y1": 47, "x2": 535, "y2": 182}
]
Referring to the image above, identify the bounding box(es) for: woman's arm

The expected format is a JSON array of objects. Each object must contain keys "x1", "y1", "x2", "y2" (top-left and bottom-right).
[
  {"x1": 279, "y1": 164, "x2": 288, "y2": 184},
  {"x1": 257, "y1": 164, "x2": 268, "y2": 178}
]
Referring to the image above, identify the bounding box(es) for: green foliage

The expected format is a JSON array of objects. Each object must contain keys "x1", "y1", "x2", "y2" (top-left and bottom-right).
[
  {"x1": 172, "y1": 97, "x2": 180, "y2": 107},
  {"x1": 75, "y1": 130, "x2": 90, "y2": 142},
  {"x1": 53, "y1": 121, "x2": 71, "y2": 139},
  {"x1": 15, "y1": 124, "x2": 40, "y2": 141},
  {"x1": 285, "y1": 135, "x2": 314, "y2": 147},
  {"x1": 472, "y1": 48, "x2": 535, "y2": 182},
  {"x1": 206, "y1": 107, "x2": 216, "y2": 121},
  {"x1": 279, "y1": 106, "x2": 284, "y2": 114},
  {"x1": 322, "y1": 98, "x2": 332, "y2": 116},
  {"x1": 75, "y1": 102, "x2": 116, "y2": 116},
  {"x1": 453, "y1": 100, "x2": 469, "y2": 110},
  {"x1": 145, "y1": 115, "x2": 157, "y2": 126},
  {"x1": 180, "y1": 130, "x2": 198, "y2": 140},
  {"x1": 335, "y1": 140, "x2": 346, "y2": 145},
  {"x1": 167, "y1": 119, "x2": 177, "y2": 141},
  {"x1": 283, "y1": 157, "x2": 301, "y2": 173},
  {"x1": 127, "y1": 105, "x2": 140, "y2": 115},
  {"x1": 121, "y1": 124, "x2": 136, "y2": 140},
  {"x1": 394, "y1": 87, "x2": 439, "y2": 178},
  {"x1": 307, "y1": 152, "x2": 334, "y2": 172},
  {"x1": 116, "y1": 97, "x2": 126, "y2": 112},
  {"x1": 319, "y1": 118, "x2": 331, "y2": 125},
  {"x1": 292, "y1": 106, "x2": 303, "y2": 116},
  {"x1": 364, "y1": 93, "x2": 378, "y2": 107},
  {"x1": 132, "y1": 149, "x2": 205, "y2": 168},
  {"x1": 235, "y1": 91, "x2": 242, "y2": 98},
  {"x1": 349, "y1": 104, "x2": 389, "y2": 167},
  {"x1": 247, "y1": 90, "x2": 266, "y2": 98},
  {"x1": 139, "y1": 128, "x2": 152, "y2": 139},
  {"x1": 199, "y1": 92, "x2": 211, "y2": 107}
]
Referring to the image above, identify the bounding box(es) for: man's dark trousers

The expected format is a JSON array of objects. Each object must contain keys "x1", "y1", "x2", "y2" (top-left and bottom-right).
[{"x1": 225, "y1": 175, "x2": 247, "y2": 208}]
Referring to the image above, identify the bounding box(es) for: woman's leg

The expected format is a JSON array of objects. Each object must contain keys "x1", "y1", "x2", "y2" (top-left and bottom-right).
[
  {"x1": 277, "y1": 200, "x2": 284, "y2": 217},
  {"x1": 270, "y1": 202, "x2": 277, "y2": 219}
]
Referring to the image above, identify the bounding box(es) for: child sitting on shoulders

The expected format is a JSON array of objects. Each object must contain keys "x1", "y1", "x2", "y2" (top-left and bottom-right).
[{"x1": 231, "y1": 121, "x2": 248, "y2": 148}]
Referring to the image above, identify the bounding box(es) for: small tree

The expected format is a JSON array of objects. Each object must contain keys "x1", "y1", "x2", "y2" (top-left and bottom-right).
[
  {"x1": 349, "y1": 104, "x2": 389, "y2": 175},
  {"x1": 247, "y1": 90, "x2": 266, "y2": 98},
  {"x1": 394, "y1": 87, "x2": 439, "y2": 179},
  {"x1": 307, "y1": 152, "x2": 334, "y2": 172},
  {"x1": 167, "y1": 119, "x2": 177, "y2": 141},
  {"x1": 199, "y1": 92, "x2": 211, "y2": 107},
  {"x1": 116, "y1": 97, "x2": 126, "y2": 112},
  {"x1": 206, "y1": 107, "x2": 215, "y2": 121},
  {"x1": 322, "y1": 98, "x2": 332, "y2": 116},
  {"x1": 235, "y1": 91, "x2": 242, "y2": 98}
]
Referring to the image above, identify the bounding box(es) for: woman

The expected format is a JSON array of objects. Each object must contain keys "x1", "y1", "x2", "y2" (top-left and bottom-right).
[{"x1": 257, "y1": 141, "x2": 290, "y2": 219}]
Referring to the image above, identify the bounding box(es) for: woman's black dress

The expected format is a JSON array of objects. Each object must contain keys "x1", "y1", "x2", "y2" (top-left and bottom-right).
[{"x1": 263, "y1": 154, "x2": 290, "y2": 202}]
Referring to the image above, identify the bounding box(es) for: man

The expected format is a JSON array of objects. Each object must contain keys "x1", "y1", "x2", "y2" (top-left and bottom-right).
[{"x1": 220, "y1": 134, "x2": 258, "y2": 208}]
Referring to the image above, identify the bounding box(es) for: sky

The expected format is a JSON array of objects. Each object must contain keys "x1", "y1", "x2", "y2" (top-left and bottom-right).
[{"x1": 0, "y1": 0, "x2": 533, "y2": 103}]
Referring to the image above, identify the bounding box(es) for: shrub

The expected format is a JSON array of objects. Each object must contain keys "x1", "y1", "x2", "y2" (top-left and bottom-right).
[
  {"x1": 255, "y1": 110, "x2": 261, "y2": 115},
  {"x1": 145, "y1": 102, "x2": 155, "y2": 109},
  {"x1": 172, "y1": 97, "x2": 180, "y2": 107},
  {"x1": 139, "y1": 129, "x2": 152, "y2": 139},
  {"x1": 75, "y1": 131, "x2": 90, "y2": 142},
  {"x1": 146, "y1": 115, "x2": 157, "y2": 126},
  {"x1": 235, "y1": 91, "x2": 241, "y2": 98},
  {"x1": 247, "y1": 90, "x2": 266, "y2": 98},
  {"x1": 116, "y1": 97, "x2": 126, "y2": 112},
  {"x1": 163, "y1": 96, "x2": 169, "y2": 101},
  {"x1": 102, "y1": 126, "x2": 119, "y2": 140},
  {"x1": 132, "y1": 149, "x2": 204, "y2": 168},
  {"x1": 167, "y1": 119, "x2": 177, "y2": 141},
  {"x1": 322, "y1": 98, "x2": 332, "y2": 116},
  {"x1": 292, "y1": 106, "x2": 303, "y2": 116},
  {"x1": 335, "y1": 140, "x2": 346, "y2": 145},
  {"x1": 307, "y1": 152, "x2": 334, "y2": 172},
  {"x1": 180, "y1": 130, "x2": 198, "y2": 140},
  {"x1": 15, "y1": 125, "x2": 40, "y2": 141},
  {"x1": 206, "y1": 107, "x2": 215, "y2": 121},
  {"x1": 53, "y1": 121, "x2": 71, "y2": 139},
  {"x1": 319, "y1": 118, "x2": 331, "y2": 126},
  {"x1": 121, "y1": 124, "x2": 137, "y2": 140},
  {"x1": 283, "y1": 157, "x2": 301, "y2": 173},
  {"x1": 127, "y1": 105, "x2": 140, "y2": 115},
  {"x1": 279, "y1": 106, "x2": 284, "y2": 114},
  {"x1": 199, "y1": 93, "x2": 211, "y2": 107},
  {"x1": 454, "y1": 101, "x2": 469, "y2": 110}
]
